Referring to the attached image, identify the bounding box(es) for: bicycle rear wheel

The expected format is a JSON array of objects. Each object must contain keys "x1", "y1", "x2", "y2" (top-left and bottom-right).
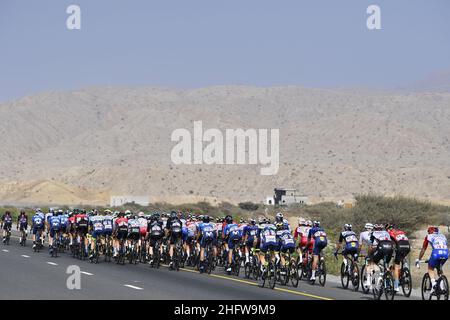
[
  {"x1": 268, "y1": 261, "x2": 276, "y2": 289},
  {"x1": 401, "y1": 267, "x2": 412, "y2": 297},
  {"x1": 421, "y1": 273, "x2": 432, "y2": 300},
  {"x1": 340, "y1": 262, "x2": 349, "y2": 289},
  {"x1": 436, "y1": 275, "x2": 449, "y2": 300},
  {"x1": 351, "y1": 263, "x2": 360, "y2": 292},
  {"x1": 383, "y1": 272, "x2": 395, "y2": 300},
  {"x1": 318, "y1": 260, "x2": 326, "y2": 287},
  {"x1": 290, "y1": 259, "x2": 299, "y2": 287}
]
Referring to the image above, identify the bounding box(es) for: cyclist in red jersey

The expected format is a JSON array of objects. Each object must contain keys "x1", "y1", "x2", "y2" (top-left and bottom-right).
[{"x1": 386, "y1": 224, "x2": 410, "y2": 292}]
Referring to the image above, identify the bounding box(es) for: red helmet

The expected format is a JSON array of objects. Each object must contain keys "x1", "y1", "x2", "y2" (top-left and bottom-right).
[{"x1": 427, "y1": 226, "x2": 438, "y2": 234}]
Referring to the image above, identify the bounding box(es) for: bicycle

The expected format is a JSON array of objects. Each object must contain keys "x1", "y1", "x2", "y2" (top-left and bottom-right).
[
  {"x1": 34, "y1": 229, "x2": 44, "y2": 253},
  {"x1": 51, "y1": 233, "x2": 59, "y2": 258},
  {"x1": 116, "y1": 237, "x2": 126, "y2": 265},
  {"x1": 336, "y1": 251, "x2": 360, "y2": 291},
  {"x1": 258, "y1": 248, "x2": 277, "y2": 289},
  {"x1": 308, "y1": 251, "x2": 326, "y2": 286},
  {"x1": 200, "y1": 241, "x2": 216, "y2": 274},
  {"x1": 397, "y1": 257, "x2": 412, "y2": 297},
  {"x1": 228, "y1": 241, "x2": 242, "y2": 276},
  {"x1": 244, "y1": 247, "x2": 260, "y2": 280},
  {"x1": 360, "y1": 256, "x2": 372, "y2": 294},
  {"x1": 3, "y1": 226, "x2": 11, "y2": 245},
  {"x1": 19, "y1": 228, "x2": 27, "y2": 246},
  {"x1": 278, "y1": 251, "x2": 299, "y2": 287},
  {"x1": 372, "y1": 255, "x2": 395, "y2": 300},
  {"x1": 149, "y1": 238, "x2": 162, "y2": 269},
  {"x1": 417, "y1": 259, "x2": 449, "y2": 300}
]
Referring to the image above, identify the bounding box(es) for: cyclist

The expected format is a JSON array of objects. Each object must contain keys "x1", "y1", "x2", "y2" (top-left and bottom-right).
[
  {"x1": 258, "y1": 218, "x2": 278, "y2": 273},
  {"x1": 165, "y1": 211, "x2": 183, "y2": 268},
  {"x1": 366, "y1": 224, "x2": 393, "y2": 288},
  {"x1": 113, "y1": 211, "x2": 128, "y2": 258},
  {"x1": 198, "y1": 215, "x2": 217, "y2": 272},
  {"x1": 137, "y1": 212, "x2": 148, "y2": 253},
  {"x1": 334, "y1": 224, "x2": 359, "y2": 274},
  {"x1": 294, "y1": 218, "x2": 311, "y2": 265},
  {"x1": 1, "y1": 211, "x2": 13, "y2": 244},
  {"x1": 417, "y1": 226, "x2": 448, "y2": 294},
  {"x1": 243, "y1": 219, "x2": 258, "y2": 264},
  {"x1": 17, "y1": 211, "x2": 28, "y2": 245},
  {"x1": 359, "y1": 223, "x2": 374, "y2": 256},
  {"x1": 183, "y1": 217, "x2": 197, "y2": 262},
  {"x1": 278, "y1": 222, "x2": 295, "y2": 268},
  {"x1": 88, "y1": 211, "x2": 104, "y2": 259},
  {"x1": 386, "y1": 223, "x2": 410, "y2": 292},
  {"x1": 127, "y1": 214, "x2": 141, "y2": 253},
  {"x1": 307, "y1": 221, "x2": 328, "y2": 281},
  {"x1": 48, "y1": 210, "x2": 61, "y2": 255},
  {"x1": 31, "y1": 210, "x2": 45, "y2": 249},
  {"x1": 223, "y1": 215, "x2": 242, "y2": 273},
  {"x1": 59, "y1": 210, "x2": 69, "y2": 242},
  {"x1": 147, "y1": 214, "x2": 164, "y2": 265},
  {"x1": 75, "y1": 209, "x2": 89, "y2": 256}
]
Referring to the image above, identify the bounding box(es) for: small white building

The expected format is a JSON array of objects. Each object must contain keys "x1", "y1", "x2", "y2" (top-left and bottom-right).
[{"x1": 110, "y1": 196, "x2": 149, "y2": 207}]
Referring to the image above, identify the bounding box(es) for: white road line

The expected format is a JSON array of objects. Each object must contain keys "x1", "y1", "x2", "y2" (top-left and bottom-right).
[
  {"x1": 2, "y1": 249, "x2": 9, "y2": 252},
  {"x1": 46, "y1": 262, "x2": 58, "y2": 266},
  {"x1": 124, "y1": 284, "x2": 143, "y2": 290},
  {"x1": 21, "y1": 255, "x2": 30, "y2": 258},
  {"x1": 81, "y1": 271, "x2": 93, "y2": 276}
]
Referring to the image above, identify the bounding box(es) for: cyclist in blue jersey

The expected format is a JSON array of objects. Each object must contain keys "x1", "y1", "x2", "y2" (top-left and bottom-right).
[
  {"x1": 243, "y1": 219, "x2": 258, "y2": 264},
  {"x1": 223, "y1": 215, "x2": 242, "y2": 273},
  {"x1": 417, "y1": 226, "x2": 449, "y2": 294},
  {"x1": 259, "y1": 219, "x2": 278, "y2": 273},
  {"x1": 31, "y1": 210, "x2": 45, "y2": 249},
  {"x1": 48, "y1": 212, "x2": 61, "y2": 255},
  {"x1": 197, "y1": 215, "x2": 217, "y2": 272},
  {"x1": 307, "y1": 221, "x2": 328, "y2": 281}
]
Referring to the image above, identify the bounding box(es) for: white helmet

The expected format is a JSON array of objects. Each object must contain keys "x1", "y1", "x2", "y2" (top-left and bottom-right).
[
  {"x1": 364, "y1": 223, "x2": 374, "y2": 231},
  {"x1": 306, "y1": 220, "x2": 312, "y2": 227},
  {"x1": 138, "y1": 212, "x2": 145, "y2": 217},
  {"x1": 298, "y1": 218, "x2": 306, "y2": 225}
]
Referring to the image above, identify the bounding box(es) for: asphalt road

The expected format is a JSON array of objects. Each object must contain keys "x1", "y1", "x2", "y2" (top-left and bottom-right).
[{"x1": 0, "y1": 231, "x2": 419, "y2": 300}]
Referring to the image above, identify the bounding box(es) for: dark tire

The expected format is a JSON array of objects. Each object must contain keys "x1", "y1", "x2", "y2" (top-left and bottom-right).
[
  {"x1": 421, "y1": 273, "x2": 432, "y2": 300},
  {"x1": 401, "y1": 268, "x2": 412, "y2": 297},
  {"x1": 340, "y1": 262, "x2": 349, "y2": 289},
  {"x1": 361, "y1": 264, "x2": 370, "y2": 294},
  {"x1": 269, "y1": 262, "x2": 276, "y2": 289},
  {"x1": 383, "y1": 272, "x2": 395, "y2": 300},
  {"x1": 437, "y1": 275, "x2": 449, "y2": 300},
  {"x1": 290, "y1": 259, "x2": 299, "y2": 288},
  {"x1": 318, "y1": 260, "x2": 326, "y2": 287},
  {"x1": 351, "y1": 263, "x2": 360, "y2": 292}
]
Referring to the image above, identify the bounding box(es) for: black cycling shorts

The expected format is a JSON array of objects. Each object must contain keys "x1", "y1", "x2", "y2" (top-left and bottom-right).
[
  {"x1": 371, "y1": 241, "x2": 393, "y2": 264},
  {"x1": 394, "y1": 240, "x2": 410, "y2": 264}
]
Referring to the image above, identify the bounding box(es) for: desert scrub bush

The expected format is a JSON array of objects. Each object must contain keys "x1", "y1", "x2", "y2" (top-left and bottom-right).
[{"x1": 238, "y1": 202, "x2": 259, "y2": 211}]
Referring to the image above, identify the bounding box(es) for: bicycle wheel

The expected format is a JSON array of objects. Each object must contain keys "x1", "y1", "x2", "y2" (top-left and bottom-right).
[
  {"x1": 340, "y1": 262, "x2": 349, "y2": 289},
  {"x1": 268, "y1": 261, "x2": 276, "y2": 289},
  {"x1": 244, "y1": 261, "x2": 251, "y2": 279},
  {"x1": 258, "y1": 263, "x2": 266, "y2": 288},
  {"x1": 360, "y1": 264, "x2": 370, "y2": 294},
  {"x1": 383, "y1": 272, "x2": 395, "y2": 300},
  {"x1": 318, "y1": 260, "x2": 326, "y2": 287},
  {"x1": 351, "y1": 263, "x2": 360, "y2": 292},
  {"x1": 401, "y1": 267, "x2": 412, "y2": 297},
  {"x1": 373, "y1": 272, "x2": 383, "y2": 300},
  {"x1": 279, "y1": 265, "x2": 287, "y2": 286},
  {"x1": 290, "y1": 259, "x2": 299, "y2": 288},
  {"x1": 436, "y1": 275, "x2": 449, "y2": 300},
  {"x1": 421, "y1": 273, "x2": 432, "y2": 300}
]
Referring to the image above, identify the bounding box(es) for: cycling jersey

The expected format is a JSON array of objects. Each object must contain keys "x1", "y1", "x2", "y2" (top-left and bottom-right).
[
  {"x1": 1, "y1": 214, "x2": 13, "y2": 229},
  {"x1": 278, "y1": 229, "x2": 295, "y2": 253},
  {"x1": 243, "y1": 224, "x2": 258, "y2": 246},
  {"x1": 388, "y1": 229, "x2": 410, "y2": 264},
  {"x1": 225, "y1": 223, "x2": 242, "y2": 249},
  {"x1": 260, "y1": 224, "x2": 278, "y2": 253},
  {"x1": 199, "y1": 222, "x2": 216, "y2": 247},
  {"x1": 137, "y1": 217, "x2": 148, "y2": 236},
  {"x1": 48, "y1": 215, "x2": 61, "y2": 238},
  {"x1": 59, "y1": 214, "x2": 69, "y2": 229},
  {"x1": 102, "y1": 215, "x2": 114, "y2": 234},
  {"x1": 308, "y1": 227, "x2": 328, "y2": 255},
  {"x1": 89, "y1": 215, "x2": 104, "y2": 238},
  {"x1": 423, "y1": 233, "x2": 448, "y2": 269},
  {"x1": 370, "y1": 231, "x2": 393, "y2": 264},
  {"x1": 115, "y1": 217, "x2": 128, "y2": 240},
  {"x1": 32, "y1": 214, "x2": 44, "y2": 235}
]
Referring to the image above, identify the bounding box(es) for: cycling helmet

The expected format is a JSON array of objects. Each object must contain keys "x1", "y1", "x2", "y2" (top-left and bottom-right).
[
  {"x1": 225, "y1": 215, "x2": 233, "y2": 224},
  {"x1": 170, "y1": 211, "x2": 177, "y2": 218},
  {"x1": 138, "y1": 212, "x2": 145, "y2": 217},
  {"x1": 118, "y1": 211, "x2": 125, "y2": 217},
  {"x1": 275, "y1": 212, "x2": 283, "y2": 222},
  {"x1": 306, "y1": 220, "x2": 312, "y2": 227},
  {"x1": 344, "y1": 223, "x2": 352, "y2": 231},
  {"x1": 298, "y1": 218, "x2": 306, "y2": 225},
  {"x1": 364, "y1": 223, "x2": 374, "y2": 231},
  {"x1": 239, "y1": 218, "x2": 245, "y2": 224},
  {"x1": 250, "y1": 218, "x2": 256, "y2": 225},
  {"x1": 385, "y1": 223, "x2": 394, "y2": 231},
  {"x1": 373, "y1": 224, "x2": 383, "y2": 231},
  {"x1": 35, "y1": 208, "x2": 42, "y2": 213},
  {"x1": 427, "y1": 226, "x2": 439, "y2": 234},
  {"x1": 202, "y1": 215, "x2": 210, "y2": 223},
  {"x1": 313, "y1": 221, "x2": 320, "y2": 227}
]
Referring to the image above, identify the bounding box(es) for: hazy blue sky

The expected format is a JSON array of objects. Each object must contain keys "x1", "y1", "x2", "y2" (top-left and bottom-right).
[{"x1": 0, "y1": 0, "x2": 449, "y2": 102}]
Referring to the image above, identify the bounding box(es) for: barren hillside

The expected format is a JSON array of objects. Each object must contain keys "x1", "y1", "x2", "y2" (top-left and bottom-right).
[{"x1": 0, "y1": 86, "x2": 449, "y2": 206}]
